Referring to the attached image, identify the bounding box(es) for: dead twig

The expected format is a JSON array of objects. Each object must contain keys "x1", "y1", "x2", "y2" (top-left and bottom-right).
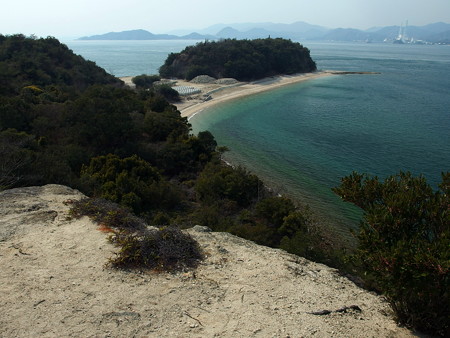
[
  {"x1": 184, "y1": 311, "x2": 204, "y2": 327},
  {"x1": 307, "y1": 305, "x2": 361, "y2": 316}
]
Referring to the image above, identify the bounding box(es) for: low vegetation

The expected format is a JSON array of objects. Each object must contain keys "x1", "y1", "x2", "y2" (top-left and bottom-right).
[
  {"x1": 70, "y1": 198, "x2": 203, "y2": 271},
  {"x1": 108, "y1": 226, "x2": 203, "y2": 271},
  {"x1": 1, "y1": 34, "x2": 448, "y2": 336},
  {"x1": 159, "y1": 38, "x2": 317, "y2": 81}
]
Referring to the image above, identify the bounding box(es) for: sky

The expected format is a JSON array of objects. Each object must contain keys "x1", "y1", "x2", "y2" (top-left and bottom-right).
[{"x1": 1, "y1": 0, "x2": 450, "y2": 39}]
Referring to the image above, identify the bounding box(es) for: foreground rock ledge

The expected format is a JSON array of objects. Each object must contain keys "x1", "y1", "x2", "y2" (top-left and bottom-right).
[{"x1": 0, "y1": 185, "x2": 415, "y2": 337}]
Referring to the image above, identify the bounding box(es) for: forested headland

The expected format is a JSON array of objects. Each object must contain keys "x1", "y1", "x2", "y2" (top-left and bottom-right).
[
  {"x1": 159, "y1": 38, "x2": 317, "y2": 81},
  {"x1": 0, "y1": 34, "x2": 448, "y2": 336},
  {"x1": 0, "y1": 34, "x2": 325, "y2": 261}
]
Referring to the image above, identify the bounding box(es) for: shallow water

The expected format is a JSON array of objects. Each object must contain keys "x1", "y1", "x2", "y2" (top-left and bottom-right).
[
  {"x1": 190, "y1": 43, "x2": 450, "y2": 236},
  {"x1": 66, "y1": 40, "x2": 450, "y2": 238}
]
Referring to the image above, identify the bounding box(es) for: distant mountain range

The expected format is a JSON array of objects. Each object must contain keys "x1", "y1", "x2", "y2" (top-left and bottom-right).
[
  {"x1": 78, "y1": 29, "x2": 207, "y2": 41},
  {"x1": 78, "y1": 21, "x2": 450, "y2": 44}
]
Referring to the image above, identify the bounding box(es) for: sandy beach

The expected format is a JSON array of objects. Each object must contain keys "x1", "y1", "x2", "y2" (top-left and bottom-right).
[
  {"x1": 178, "y1": 71, "x2": 335, "y2": 118},
  {"x1": 120, "y1": 71, "x2": 336, "y2": 119}
]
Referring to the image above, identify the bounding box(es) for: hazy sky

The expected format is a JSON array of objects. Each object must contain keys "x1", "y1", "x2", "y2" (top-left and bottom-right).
[{"x1": 1, "y1": 0, "x2": 449, "y2": 39}]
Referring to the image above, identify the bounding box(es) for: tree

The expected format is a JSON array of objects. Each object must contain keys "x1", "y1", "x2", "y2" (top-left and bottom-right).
[
  {"x1": 255, "y1": 196, "x2": 296, "y2": 228},
  {"x1": 186, "y1": 131, "x2": 217, "y2": 164},
  {"x1": 196, "y1": 162, "x2": 261, "y2": 207},
  {"x1": 333, "y1": 171, "x2": 449, "y2": 336},
  {"x1": 68, "y1": 85, "x2": 140, "y2": 155},
  {"x1": 0, "y1": 129, "x2": 36, "y2": 190},
  {"x1": 80, "y1": 154, "x2": 182, "y2": 214},
  {"x1": 158, "y1": 38, "x2": 317, "y2": 81},
  {"x1": 131, "y1": 74, "x2": 160, "y2": 89},
  {"x1": 153, "y1": 84, "x2": 180, "y2": 102}
]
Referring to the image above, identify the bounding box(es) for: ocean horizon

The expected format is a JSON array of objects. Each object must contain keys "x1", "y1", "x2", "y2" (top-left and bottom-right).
[{"x1": 66, "y1": 40, "x2": 450, "y2": 238}]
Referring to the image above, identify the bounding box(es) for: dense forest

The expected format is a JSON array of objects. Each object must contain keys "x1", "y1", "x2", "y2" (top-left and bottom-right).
[
  {"x1": 1, "y1": 35, "x2": 447, "y2": 336},
  {"x1": 0, "y1": 34, "x2": 326, "y2": 260},
  {"x1": 159, "y1": 38, "x2": 317, "y2": 81}
]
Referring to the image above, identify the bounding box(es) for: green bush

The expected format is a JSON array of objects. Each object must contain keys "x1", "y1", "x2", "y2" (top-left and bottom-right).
[
  {"x1": 0, "y1": 129, "x2": 37, "y2": 190},
  {"x1": 190, "y1": 201, "x2": 239, "y2": 232},
  {"x1": 195, "y1": 162, "x2": 262, "y2": 207},
  {"x1": 154, "y1": 84, "x2": 180, "y2": 102},
  {"x1": 80, "y1": 154, "x2": 183, "y2": 214},
  {"x1": 131, "y1": 74, "x2": 161, "y2": 89},
  {"x1": 69, "y1": 198, "x2": 146, "y2": 230},
  {"x1": 333, "y1": 171, "x2": 449, "y2": 336},
  {"x1": 141, "y1": 110, "x2": 189, "y2": 142},
  {"x1": 255, "y1": 196, "x2": 296, "y2": 228}
]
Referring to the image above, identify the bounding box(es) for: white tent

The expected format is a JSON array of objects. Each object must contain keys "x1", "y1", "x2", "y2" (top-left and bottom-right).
[{"x1": 173, "y1": 86, "x2": 201, "y2": 96}]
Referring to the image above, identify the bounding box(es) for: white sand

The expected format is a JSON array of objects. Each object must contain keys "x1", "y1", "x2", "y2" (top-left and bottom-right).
[
  {"x1": 119, "y1": 72, "x2": 336, "y2": 119},
  {"x1": 177, "y1": 72, "x2": 335, "y2": 118}
]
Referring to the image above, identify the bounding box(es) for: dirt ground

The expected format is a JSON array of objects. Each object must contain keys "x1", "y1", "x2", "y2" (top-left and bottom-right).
[{"x1": 0, "y1": 185, "x2": 419, "y2": 337}]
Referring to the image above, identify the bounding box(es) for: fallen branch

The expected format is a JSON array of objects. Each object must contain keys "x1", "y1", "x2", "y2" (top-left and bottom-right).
[{"x1": 307, "y1": 305, "x2": 362, "y2": 316}]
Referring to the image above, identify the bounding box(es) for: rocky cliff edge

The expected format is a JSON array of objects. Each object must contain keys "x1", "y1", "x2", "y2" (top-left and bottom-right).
[{"x1": 0, "y1": 185, "x2": 417, "y2": 337}]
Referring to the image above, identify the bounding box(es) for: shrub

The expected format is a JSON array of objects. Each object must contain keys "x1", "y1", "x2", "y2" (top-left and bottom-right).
[
  {"x1": 70, "y1": 198, "x2": 203, "y2": 272},
  {"x1": 255, "y1": 196, "x2": 296, "y2": 228},
  {"x1": 131, "y1": 74, "x2": 161, "y2": 89},
  {"x1": 0, "y1": 129, "x2": 37, "y2": 190},
  {"x1": 108, "y1": 226, "x2": 203, "y2": 271},
  {"x1": 333, "y1": 171, "x2": 449, "y2": 336},
  {"x1": 69, "y1": 198, "x2": 146, "y2": 230},
  {"x1": 196, "y1": 162, "x2": 262, "y2": 207},
  {"x1": 80, "y1": 154, "x2": 183, "y2": 214},
  {"x1": 154, "y1": 84, "x2": 180, "y2": 102}
]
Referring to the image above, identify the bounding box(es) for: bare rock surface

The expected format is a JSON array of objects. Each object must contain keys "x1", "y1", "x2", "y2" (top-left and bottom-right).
[{"x1": 0, "y1": 185, "x2": 418, "y2": 337}]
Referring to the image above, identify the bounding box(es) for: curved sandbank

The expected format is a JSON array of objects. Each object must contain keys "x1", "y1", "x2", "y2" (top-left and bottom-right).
[
  {"x1": 119, "y1": 71, "x2": 376, "y2": 119},
  {"x1": 177, "y1": 71, "x2": 336, "y2": 119},
  {"x1": 120, "y1": 71, "x2": 338, "y2": 119}
]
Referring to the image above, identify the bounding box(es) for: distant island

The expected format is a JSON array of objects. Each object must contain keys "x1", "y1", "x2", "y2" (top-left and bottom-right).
[
  {"x1": 78, "y1": 21, "x2": 450, "y2": 44},
  {"x1": 159, "y1": 38, "x2": 317, "y2": 81},
  {"x1": 78, "y1": 29, "x2": 215, "y2": 41}
]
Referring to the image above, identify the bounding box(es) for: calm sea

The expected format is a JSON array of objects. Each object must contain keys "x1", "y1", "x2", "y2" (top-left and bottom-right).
[
  {"x1": 66, "y1": 40, "x2": 450, "y2": 237},
  {"x1": 65, "y1": 40, "x2": 199, "y2": 76}
]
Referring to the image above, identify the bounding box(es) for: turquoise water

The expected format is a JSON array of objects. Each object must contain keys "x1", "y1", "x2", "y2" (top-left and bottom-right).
[
  {"x1": 190, "y1": 43, "x2": 450, "y2": 234},
  {"x1": 65, "y1": 40, "x2": 450, "y2": 236}
]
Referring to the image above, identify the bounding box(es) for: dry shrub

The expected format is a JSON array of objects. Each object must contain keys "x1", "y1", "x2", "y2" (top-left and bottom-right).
[{"x1": 70, "y1": 198, "x2": 203, "y2": 272}]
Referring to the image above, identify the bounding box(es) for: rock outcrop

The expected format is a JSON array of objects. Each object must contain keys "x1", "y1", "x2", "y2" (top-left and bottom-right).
[{"x1": 0, "y1": 185, "x2": 415, "y2": 337}]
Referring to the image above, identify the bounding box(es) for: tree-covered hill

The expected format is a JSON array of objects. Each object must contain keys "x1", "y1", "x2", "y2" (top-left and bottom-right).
[
  {"x1": 0, "y1": 34, "x2": 121, "y2": 96},
  {"x1": 0, "y1": 34, "x2": 210, "y2": 189},
  {"x1": 159, "y1": 38, "x2": 317, "y2": 81},
  {"x1": 0, "y1": 34, "x2": 329, "y2": 267}
]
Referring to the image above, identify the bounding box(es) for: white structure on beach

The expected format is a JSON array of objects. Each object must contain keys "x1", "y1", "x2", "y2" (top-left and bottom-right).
[{"x1": 173, "y1": 86, "x2": 201, "y2": 96}]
